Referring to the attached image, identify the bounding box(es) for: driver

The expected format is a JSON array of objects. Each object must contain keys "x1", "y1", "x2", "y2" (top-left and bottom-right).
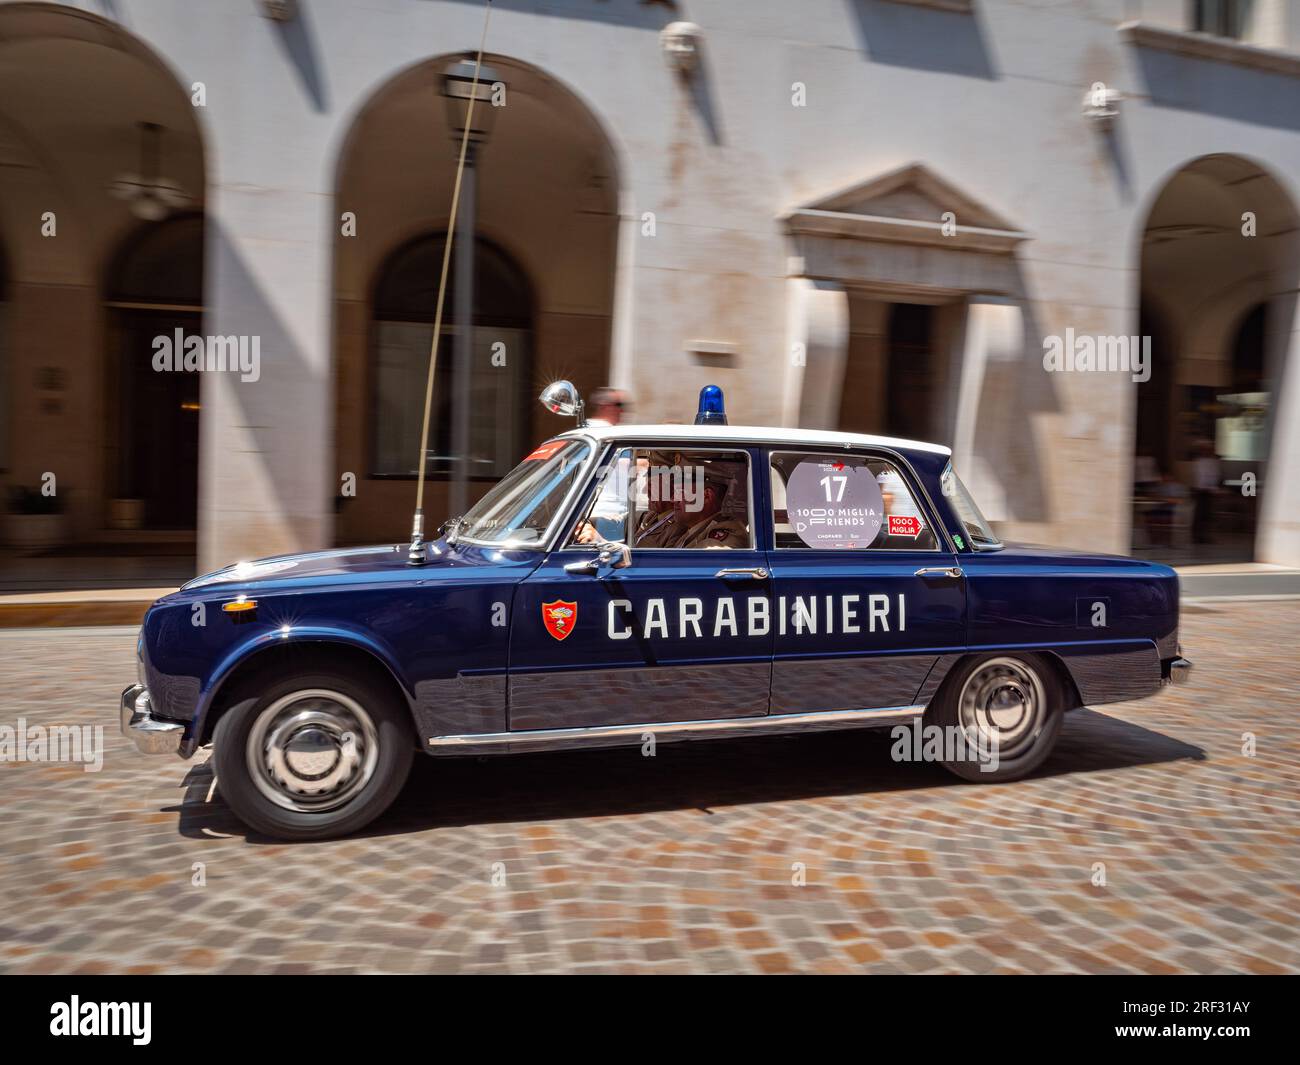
[{"x1": 633, "y1": 451, "x2": 689, "y2": 548}]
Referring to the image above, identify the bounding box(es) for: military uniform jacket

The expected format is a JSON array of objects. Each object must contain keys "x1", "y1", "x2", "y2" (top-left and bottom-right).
[{"x1": 674, "y1": 515, "x2": 750, "y2": 549}]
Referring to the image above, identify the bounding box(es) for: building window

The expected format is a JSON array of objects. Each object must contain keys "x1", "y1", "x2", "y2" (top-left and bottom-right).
[
  {"x1": 1191, "y1": 0, "x2": 1251, "y2": 39},
  {"x1": 370, "y1": 233, "x2": 532, "y2": 478}
]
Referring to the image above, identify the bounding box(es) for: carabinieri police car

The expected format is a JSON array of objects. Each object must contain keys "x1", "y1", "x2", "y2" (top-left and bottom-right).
[{"x1": 121, "y1": 383, "x2": 1191, "y2": 839}]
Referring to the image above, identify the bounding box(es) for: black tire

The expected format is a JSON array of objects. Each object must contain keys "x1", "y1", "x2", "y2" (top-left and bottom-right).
[
  {"x1": 924, "y1": 652, "x2": 1064, "y2": 783},
  {"x1": 212, "y1": 666, "x2": 415, "y2": 840}
]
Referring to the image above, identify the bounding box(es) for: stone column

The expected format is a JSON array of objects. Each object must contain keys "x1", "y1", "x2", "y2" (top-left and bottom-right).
[
  {"x1": 607, "y1": 189, "x2": 639, "y2": 395},
  {"x1": 952, "y1": 297, "x2": 1025, "y2": 523},
  {"x1": 198, "y1": 185, "x2": 334, "y2": 572},
  {"x1": 782, "y1": 277, "x2": 848, "y2": 428},
  {"x1": 1258, "y1": 290, "x2": 1300, "y2": 565},
  {"x1": 838, "y1": 296, "x2": 888, "y2": 434}
]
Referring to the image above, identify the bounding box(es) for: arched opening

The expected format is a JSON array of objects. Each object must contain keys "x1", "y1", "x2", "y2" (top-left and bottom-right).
[
  {"x1": 332, "y1": 53, "x2": 620, "y2": 545},
  {"x1": 104, "y1": 213, "x2": 204, "y2": 530},
  {"x1": 0, "y1": 3, "x2": 206, "y2": 563},
  {"x1": 370, "y1": 232, "x2": 533, "y2": 479},
  {"x1": 1132, "y1": 155, "x2": 1300, "y2": 563}
]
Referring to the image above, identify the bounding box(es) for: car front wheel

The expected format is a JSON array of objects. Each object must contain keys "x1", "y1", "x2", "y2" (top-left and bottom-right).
[
  {"x1": 212, "y1": 667, "x2": 414, "y2": 840},
  {"x1": 925, "y1": 653, "x2": 1064, "y2": 783}
]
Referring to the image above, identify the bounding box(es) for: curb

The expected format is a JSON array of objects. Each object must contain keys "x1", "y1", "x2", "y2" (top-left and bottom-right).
[
  {"x1": 1177, "y1": 571, "x2": 1300, "y2": 600},
  {"x1": 0, "y1": 591, "x2": 174, "y2": 628}
]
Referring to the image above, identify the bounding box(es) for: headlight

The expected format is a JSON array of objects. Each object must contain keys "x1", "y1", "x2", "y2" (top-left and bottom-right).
[{"x1": 136, "y1": 632, "x2": 146, "y2": 688}]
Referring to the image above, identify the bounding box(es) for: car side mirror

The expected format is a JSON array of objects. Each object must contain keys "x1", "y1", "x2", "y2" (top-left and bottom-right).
[
  {"x1": 564, "y1": 540, "x2": 631, "y2": 575},
  {"x1": 597, "y1": 541, "x2": 632, "y2": 569}
]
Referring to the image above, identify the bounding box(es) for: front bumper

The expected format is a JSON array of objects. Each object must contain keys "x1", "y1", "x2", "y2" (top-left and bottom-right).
[
  {"x1": 1163, "y1": 657, "x2": 1193, "y2": 685},
  {"x1": 119, "y1": 684, "x2": 186, "y2": 755}
]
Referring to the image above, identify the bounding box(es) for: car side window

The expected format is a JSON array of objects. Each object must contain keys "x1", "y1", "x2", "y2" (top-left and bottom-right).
[
  {"x1": 770, "y1": 451, "x2": 939, "y2": 550},
  {"x1": 568, "y1": 447, "x2": 754, "y2": 550}
]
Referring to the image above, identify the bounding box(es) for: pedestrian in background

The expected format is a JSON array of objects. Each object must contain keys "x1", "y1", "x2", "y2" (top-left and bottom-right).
[
  {"x1": 587, "y1": 387, "x2": 630, "y2": 426},
  {"x1": 1192, "y1": 437, "x2": 1221, "y2": 545}
]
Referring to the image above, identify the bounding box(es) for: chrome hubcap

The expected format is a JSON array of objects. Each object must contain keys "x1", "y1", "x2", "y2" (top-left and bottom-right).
[
  {"x1": 957, "y1": 657, "x2": 1045, "y2": 760},
  {"x1": 247, "y1": 689, "x2": 379, "y2": 813}
]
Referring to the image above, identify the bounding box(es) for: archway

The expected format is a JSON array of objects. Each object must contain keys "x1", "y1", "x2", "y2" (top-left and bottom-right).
[
  {"x1": 331, "y1": 53, "x2": 620, "y2": 545},
  {"x1": 0, "y1": 3, "x2": 206, "y2": 549},
  {"x1": 1133, "y1": 155, "x2": 1300, "y2": 563}
]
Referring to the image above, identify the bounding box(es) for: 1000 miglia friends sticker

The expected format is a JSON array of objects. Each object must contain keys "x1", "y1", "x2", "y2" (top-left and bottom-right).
[{"x1": 785, "y1": 461, "x2": 884, "y2": 548}]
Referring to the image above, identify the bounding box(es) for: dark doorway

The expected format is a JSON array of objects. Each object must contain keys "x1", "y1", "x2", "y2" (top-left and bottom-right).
[
  {"x1": 1133, "y1": 302, "x2": 1173, "y2": 472},
  {"x1": 105, "y1": 214, "x2": 203, "y2": 530},
  {"x1": 0, "y1": 240, "x2": 8, "y2": 474},
  {"x1": 884, "y1": 303, "x2": 936, "y2": 441},
  {"x1": 112, "y1": 309, "x2": 200, "y2": 529}
]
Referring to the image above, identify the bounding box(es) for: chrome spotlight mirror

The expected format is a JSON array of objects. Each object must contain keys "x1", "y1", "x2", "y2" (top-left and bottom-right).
[
  {"x1": 597, "y1": 541, "x2": 632, "y2": 570},
  {"x1": 563, "y1": 540, "x2": 631, "y2": 575},
  {"x1": 539, "y1": 380, "x2": 585, "y2": 424}
]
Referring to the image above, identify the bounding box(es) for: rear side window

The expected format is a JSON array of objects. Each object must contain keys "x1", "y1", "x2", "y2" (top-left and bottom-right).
[{"x1": 770, "y1": 451, "x2": 938, "y2": 550}]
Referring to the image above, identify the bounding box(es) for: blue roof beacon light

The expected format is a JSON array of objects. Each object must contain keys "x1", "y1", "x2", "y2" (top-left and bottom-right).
[{"x1": 695, "y1": 384, "x2": 728, "y2": 425}]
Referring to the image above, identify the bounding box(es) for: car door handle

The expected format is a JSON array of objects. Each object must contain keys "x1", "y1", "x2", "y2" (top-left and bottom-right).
[
  {"x1": 914, "y1": 566, "x2": 963, "y2": 579},
  {"x1": 715, "y1": 567, "x2": 769, "y2": 580}
]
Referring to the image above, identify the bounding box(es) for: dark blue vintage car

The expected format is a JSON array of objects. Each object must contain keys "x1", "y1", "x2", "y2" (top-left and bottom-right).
[{"x1": 121, "y1": 385, "x2": 1190, "y2": 839}]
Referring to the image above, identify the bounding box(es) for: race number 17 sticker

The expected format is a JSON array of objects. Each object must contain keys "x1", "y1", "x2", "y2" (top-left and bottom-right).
[{"x1": 785, "y1": 461, "x2": 884, "y2": 549}]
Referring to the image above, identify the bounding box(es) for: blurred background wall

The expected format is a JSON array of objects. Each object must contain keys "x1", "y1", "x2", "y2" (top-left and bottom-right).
[{"x1": 0, "y1": 0, "x2": 1297, "y2": 580}]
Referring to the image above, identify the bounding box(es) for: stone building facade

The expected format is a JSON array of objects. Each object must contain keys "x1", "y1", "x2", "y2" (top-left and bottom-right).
[{"x1": 0, "y1": 0, "x2": 1298, "y2": 573}]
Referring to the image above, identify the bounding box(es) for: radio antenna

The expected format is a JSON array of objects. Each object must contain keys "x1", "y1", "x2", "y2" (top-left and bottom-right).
[{"x1": 408, "y1": 0, "x2": 494, "y2": 564}]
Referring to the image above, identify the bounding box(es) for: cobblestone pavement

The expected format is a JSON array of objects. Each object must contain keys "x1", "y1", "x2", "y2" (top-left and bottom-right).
[{"x1": 1, "y1": 600, "x2": 1297, "y2": 974}]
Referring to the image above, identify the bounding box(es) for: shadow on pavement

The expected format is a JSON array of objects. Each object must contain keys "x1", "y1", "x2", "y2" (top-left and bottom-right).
[{"x1": 169, "y1": 706, "x2": 1205, "y2": 843}]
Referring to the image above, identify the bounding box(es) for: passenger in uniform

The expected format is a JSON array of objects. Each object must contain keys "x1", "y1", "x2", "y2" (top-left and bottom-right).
[{"x1": 671, "y1": 468, "x2": 750, "y2": 549}]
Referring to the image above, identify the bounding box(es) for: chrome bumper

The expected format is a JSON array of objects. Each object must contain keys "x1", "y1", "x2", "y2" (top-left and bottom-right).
[
  {"x1": 1165, "y1": 657, "x2": 1193, "y2": 685},
  {"x1": 119, "y1": 684, "x2": 186, "y2": 755}
]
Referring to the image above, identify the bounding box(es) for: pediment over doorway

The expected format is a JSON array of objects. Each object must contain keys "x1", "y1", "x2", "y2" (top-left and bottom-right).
[{"x1": 783, "y1": 163, "x2": 1028, "y2": 253}]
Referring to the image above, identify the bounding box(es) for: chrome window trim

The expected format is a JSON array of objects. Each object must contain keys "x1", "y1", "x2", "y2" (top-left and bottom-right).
[
  {"x1": 940, "y1": 460, "x2": 1003, "y2": 551},
  {"x1": 429, "y1": 702, "x2": 925, "y2": 748},
  {"x1": 767, "y1": 447, "x2": 950, "y2": 554},
  {"x1": 557, "y1": 444, "x2": 758, "y2": 553}
]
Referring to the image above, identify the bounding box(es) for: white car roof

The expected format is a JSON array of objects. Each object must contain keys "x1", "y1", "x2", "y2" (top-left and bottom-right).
[{"x1": 558, "y1": 423, "x2": 952, "y2": 457}]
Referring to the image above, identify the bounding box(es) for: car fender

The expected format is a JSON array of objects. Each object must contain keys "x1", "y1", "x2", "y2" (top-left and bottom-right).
[{"x1": 187, "y1": 623, "x2": 415, "y2": 754}]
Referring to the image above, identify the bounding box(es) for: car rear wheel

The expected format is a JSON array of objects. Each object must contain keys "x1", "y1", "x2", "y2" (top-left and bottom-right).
[
  {"x1": 925, "y1": 653, "x2": 1064, "y2": 783},
  {"x1": 212, "y1": 667, "x2": 414, "y2": 840}
]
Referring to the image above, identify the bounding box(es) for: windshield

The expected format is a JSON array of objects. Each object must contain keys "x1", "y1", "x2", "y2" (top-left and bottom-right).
[
  {"x1": 941, "y1": 463, "x2": 1001, "y2": 548},
  {"x1": 454, "y1": 438, "x2": 593, "y2": 546}
]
